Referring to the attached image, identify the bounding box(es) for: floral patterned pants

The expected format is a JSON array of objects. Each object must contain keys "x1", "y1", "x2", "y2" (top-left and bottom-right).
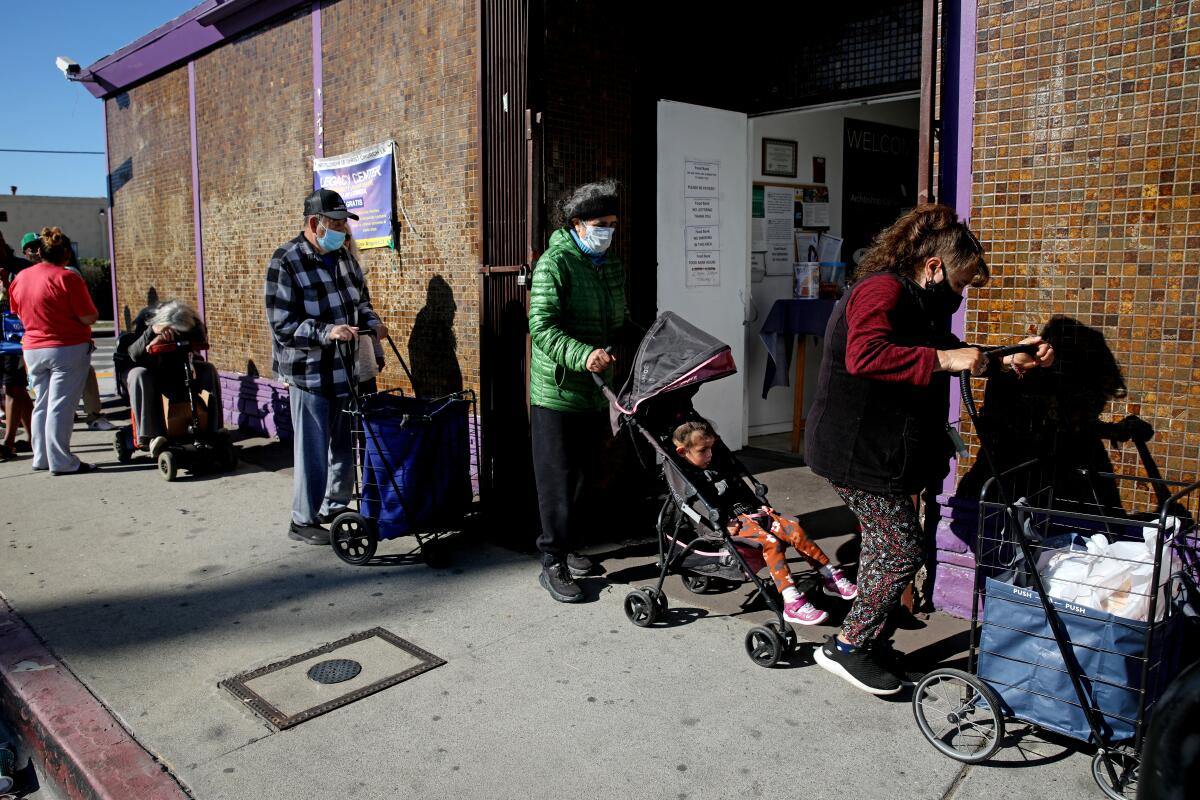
[{"x1": 831, "y1": 483, "x2": 924, "y2": 647}]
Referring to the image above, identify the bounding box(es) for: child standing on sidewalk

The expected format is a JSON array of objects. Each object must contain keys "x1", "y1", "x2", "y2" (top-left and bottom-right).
[{"x1": 672, "y1": 419, "x2": 857, "y2": 625}]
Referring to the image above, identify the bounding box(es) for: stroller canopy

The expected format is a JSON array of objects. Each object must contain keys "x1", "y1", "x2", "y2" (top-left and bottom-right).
[{"x1": 615, "y1": 311, "x2": 736, "y2": 415}]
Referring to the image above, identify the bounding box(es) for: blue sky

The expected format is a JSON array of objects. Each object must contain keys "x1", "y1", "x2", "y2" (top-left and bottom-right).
[{"x1": 0, "y1": 0, "x2": 197, "y2": 198}]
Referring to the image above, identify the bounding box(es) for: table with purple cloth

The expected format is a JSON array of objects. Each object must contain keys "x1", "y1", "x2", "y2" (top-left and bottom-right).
[{"x1": 758, "y1": 297, "x2": 837, "y2": 452}]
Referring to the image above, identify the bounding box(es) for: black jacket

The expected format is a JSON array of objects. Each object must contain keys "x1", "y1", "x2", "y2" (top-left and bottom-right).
[{"x1": 805, "y1": 273, "x2": 963, "y2": 494}]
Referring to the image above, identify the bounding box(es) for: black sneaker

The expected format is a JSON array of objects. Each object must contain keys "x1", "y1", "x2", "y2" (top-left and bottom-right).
[
  {"x1": 566, "y1": 552, "x2": 594, "y2": 577},
  {"x1": 539, "y1": 562, "x2": 583, "y2": 603},
  {"x1": 288, "y1": 521, "x2": 331, "y2": 545},
  {"x1": 814, "y1": 637, "x2": 903, "y2": 695},
  {"x1": 865, "y1": 639, "x2": 924, "y2": 686}
]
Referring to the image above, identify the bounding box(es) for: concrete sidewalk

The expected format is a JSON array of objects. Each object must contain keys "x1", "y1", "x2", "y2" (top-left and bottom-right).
[{"x1": 0, "y1": 356, "x2": 1106, "y2": 799}]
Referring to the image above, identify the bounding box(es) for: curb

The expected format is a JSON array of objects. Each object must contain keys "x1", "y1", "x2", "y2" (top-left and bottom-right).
[{"x1": 0, "y1": 596, "x2": 191, "y2": 800}]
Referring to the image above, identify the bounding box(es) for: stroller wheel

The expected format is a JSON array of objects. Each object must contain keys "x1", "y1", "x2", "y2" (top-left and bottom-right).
[
  {"x1": 646, "y1": 587, "x2": 668, "y2": 615},
  {"x1": 330, "y1": 512, "x2": 378, "y2": 565},
  {"x1": 745, "y1": 626, "x2": 783, "y2": 667},
  {"x1": 157, "y1": 450, "x2": 178, "y2": 481},
  {"x1": 624, "y1": 589, "x2": 659, "y2": 627},
  {"x1": 766, "y1": 621, "x2": 798, "y2": 653},
  {"x1": 683, "y1": 574, "x2": 710, "y2": 594},
  {"x1": 912, "y1": 668, "x2": 1004, "y2": 763},
  {"x1": 1092, "y1": 749, "x2": 1138, "y2": 800},
  {"x1": 113, "y1": 428, "x2": 133, "y2": 464}
]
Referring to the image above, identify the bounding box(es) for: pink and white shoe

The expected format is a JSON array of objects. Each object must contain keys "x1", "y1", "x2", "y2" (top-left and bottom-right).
[
  {"x1": 783, "y1": 595, "x2": 828, "y2": 625},
  {"x1": 822, "y1": 569, "x2": 858, "y2": 600}
]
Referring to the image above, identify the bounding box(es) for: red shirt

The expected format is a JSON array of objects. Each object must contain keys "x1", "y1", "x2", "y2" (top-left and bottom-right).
[
  {"x1": 9, "y1": 263, "x2": 97, "y2": 350},
  {"x1": 843, "y1": 276, "x2": 938, "y2": 386}
]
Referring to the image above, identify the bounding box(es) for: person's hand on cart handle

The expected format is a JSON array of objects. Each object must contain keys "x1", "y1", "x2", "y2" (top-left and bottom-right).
[
  {"x1": 373, "y1": 322, "x2": 389, "y2": 340},
  {"x1": 586, "y1": 347, "x2": 615, "y2": 373},
  {"x1": 328, "y1": 324, "x2": 356, "y2": 342},
  {"x1": 1005, "y1": 336, "x2": 1054, "y2": 373},
  {"x1": 937, "y1": 347, "x2": 987, "y2": 376}
]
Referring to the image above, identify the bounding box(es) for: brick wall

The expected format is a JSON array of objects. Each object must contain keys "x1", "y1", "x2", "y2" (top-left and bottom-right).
[
  {"x1": 193, "y1": 7, "x2": 314, "y2": 385},
  {"x1": 935, "y1": 0, "x2": 1200, "y2": 615},
  {"x1": 321, "y1": 0, "x2": 481, "y2": 396},
  {"x1": 105, "y1": 66, "x2": 197, "y2": 328},
  {"x1": 967, "y1": 0, "x2": 1200, "y2": 488}
]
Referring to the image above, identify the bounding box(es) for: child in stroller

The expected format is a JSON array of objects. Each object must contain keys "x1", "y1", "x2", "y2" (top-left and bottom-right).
[{"x1": 672, "y1": 418, "x2": 857, "y2": 625}]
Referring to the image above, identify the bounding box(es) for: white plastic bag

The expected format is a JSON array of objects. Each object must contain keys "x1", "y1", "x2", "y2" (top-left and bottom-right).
[{"x1": 1038, "y1": 518, "x2": 1179, "y2": 622}]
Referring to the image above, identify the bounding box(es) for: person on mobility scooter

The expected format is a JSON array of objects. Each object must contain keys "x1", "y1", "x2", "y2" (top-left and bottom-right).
[{"x1": 112, "y1": 300, "x2": 235, "y2": 479}]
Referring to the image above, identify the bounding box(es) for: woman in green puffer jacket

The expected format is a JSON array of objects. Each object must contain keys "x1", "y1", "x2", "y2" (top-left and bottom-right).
[{"x1": 528, "y1": 180, "x2": 635, "y2": 603}]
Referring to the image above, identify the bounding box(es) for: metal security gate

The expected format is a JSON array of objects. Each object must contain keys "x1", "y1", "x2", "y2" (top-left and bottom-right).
[{"x1": 479, "y1": 0, "x2": 541, "y2": 524}]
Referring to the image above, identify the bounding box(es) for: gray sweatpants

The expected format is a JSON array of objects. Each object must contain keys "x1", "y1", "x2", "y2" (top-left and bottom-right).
[
  {"x1": 128, "y1": 361, "x2": 222, "y2": 442},
  {"x1": 24, "y1": 343, "x2": 91, "y2": 473}
]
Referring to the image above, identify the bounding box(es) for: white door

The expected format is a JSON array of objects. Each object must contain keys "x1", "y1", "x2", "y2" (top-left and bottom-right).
[{"x1": 656, "y1": 100, "x2": 750, "y2": 448}]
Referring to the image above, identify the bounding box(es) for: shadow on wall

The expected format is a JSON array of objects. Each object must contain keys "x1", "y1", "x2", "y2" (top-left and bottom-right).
[
  {"x1": 109, "y1": 158, "x2": 134, "y2": 196},
  {"x1": 957, "y1": 315, "x2": 1156, "y2": 515},
  {"x1": 408, "y1": 275, "x2": 463, "y2": 398},
  {"x1": 233, "y1": 359, "x2": 291, "y2": 440}
]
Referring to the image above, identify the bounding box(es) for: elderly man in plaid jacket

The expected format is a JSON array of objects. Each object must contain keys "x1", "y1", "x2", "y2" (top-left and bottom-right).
[{"x1": 265, "y1": 188, "x2": 389, "y2": 544}]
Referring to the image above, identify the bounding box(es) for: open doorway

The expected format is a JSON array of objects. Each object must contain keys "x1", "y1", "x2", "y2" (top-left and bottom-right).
[{"x1": 745, "y1": 95, "x2": 921, "y2": 457}]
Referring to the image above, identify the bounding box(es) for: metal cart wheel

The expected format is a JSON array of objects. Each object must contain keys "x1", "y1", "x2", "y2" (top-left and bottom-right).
[
  {"x1": 912, "y1": 668, "x2": 1005, "y2": 763},
  {"x1": 219, "y1": 437, "x2": 238, "y2": 472},
  {"x1": 745, "y1": 625, "x2": 783, "y2": 667},
  {"x1": 1091, "y1": 749, "x2": 1138, "y2": 800},
  {"x1": 624, "y1": 588, "x2": 659, "y2": 627},
  {"x1": 113, "y1": 428, "x2": 133, "y2": 464},
  {"x1": 683, "y1": 574, "x2": 710, "y2": 594},
  {"x1": 330, "y1": 512, "x2": 378, "y2": 565},
  {"x1": 157, "y1": 450, "x2": 178, "y2": 482}
]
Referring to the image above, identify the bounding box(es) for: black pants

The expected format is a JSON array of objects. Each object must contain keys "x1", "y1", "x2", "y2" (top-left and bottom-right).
[{"x1": 531, "y1": 405, "x2": 608, "y2": 567}]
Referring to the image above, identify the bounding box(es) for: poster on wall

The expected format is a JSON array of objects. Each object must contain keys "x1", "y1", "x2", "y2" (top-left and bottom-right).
[
  {"x1": 312, "y1": 140, "x2": 395, "y2": 250},
  {"x1": 841, "y1": 119, "x2": 918, "y2": 275}
]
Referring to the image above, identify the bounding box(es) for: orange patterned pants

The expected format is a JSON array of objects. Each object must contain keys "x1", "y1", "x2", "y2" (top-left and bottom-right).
[{"x1": 730, "y1": 509, "x2": 830, "y2": 592}]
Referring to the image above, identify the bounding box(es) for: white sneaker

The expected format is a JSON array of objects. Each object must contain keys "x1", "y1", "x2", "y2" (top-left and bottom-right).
[
  {"x1": 87, "y1": 417, "x2": 116, "y2": 431},
  {"x1": 149, "y1": 436, "x2": 169, "y2": 457}
]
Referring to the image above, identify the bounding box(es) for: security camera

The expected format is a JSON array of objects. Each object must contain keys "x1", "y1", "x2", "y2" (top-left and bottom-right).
[{"x1": 56, "y1": 56, "x2": 82, "y2": 79}]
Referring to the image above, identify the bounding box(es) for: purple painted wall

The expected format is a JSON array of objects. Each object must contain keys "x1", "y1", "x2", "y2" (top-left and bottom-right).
[
  {"x1": 188, "y1": 61, "x2": 206, "y2": 322},
  {"x1": 932, "y1": 0, "x2": 980, "y2": 618}
]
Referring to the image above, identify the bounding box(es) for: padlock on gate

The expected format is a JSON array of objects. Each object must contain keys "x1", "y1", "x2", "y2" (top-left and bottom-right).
[{"x1": 516, "y1": 265, "x2": 528, "y2": 287}]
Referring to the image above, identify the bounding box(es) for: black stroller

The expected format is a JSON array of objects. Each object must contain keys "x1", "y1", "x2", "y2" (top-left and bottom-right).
[{"x1": 596, "y1": 312, "x2": 804, "y2": 667}]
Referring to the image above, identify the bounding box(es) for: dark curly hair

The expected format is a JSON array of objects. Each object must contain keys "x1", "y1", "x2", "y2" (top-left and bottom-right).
[{"x1": 856, "y1": 204, "x2": 989, "y2": 288}]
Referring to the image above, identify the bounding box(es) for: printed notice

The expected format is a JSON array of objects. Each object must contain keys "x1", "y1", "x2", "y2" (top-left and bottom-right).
[
  {"x1": 686, "y1": 197, "x2": 719, "y2": 225},
  {"x1": 684, "y1": 160, "x2": 719, "y2": 197},
  {"x1": 686, "y1": 251, "x2": 719, "y2": 287},
  {"x1": 686, "y1": 225, "x2": 720, "y2": 250},
  {"x1": 763, "y1": 185, "x2": 795, "y2": 275},
  {"x1": 801, "y1": 202, "x2": 831, "y2": 227}
]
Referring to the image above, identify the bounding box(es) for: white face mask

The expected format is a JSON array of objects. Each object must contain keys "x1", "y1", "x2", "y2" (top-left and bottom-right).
[{"x1": 580, "y1": 224, "x2": 614, "y2": 255}]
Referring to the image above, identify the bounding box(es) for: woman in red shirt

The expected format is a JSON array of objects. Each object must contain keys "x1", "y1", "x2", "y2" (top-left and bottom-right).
[
  {"x1": 805, "y1": 205, "x2": 1054, "y2": 695},
  {"x1": 8, "y1": 227, "x2": 99, "y2": 474}
]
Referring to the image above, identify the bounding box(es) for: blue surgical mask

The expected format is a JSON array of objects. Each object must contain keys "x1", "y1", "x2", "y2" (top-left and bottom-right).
[
  {"x1": 579, "y1": 225, "x2": 614, "y2": 255},
  {"x1": 317, "y1": 223, "x2": 347, "y2": 252}
]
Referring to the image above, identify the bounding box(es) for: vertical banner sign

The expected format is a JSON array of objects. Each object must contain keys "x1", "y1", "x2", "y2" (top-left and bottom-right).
[
  {"x1": 841, "y1": 119, "x2": 918, "y2": 276},
  {"x1": 684, "y1": 160, "x2": 720, "y2": 287},
  {"x1": 313, "y1": 140, "x2": 396, "y2": 249}
]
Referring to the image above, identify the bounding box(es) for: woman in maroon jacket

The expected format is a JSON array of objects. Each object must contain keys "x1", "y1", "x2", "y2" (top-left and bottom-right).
[{"x1": 805, "y1": 205, "x2": 1054, "y2": 695}]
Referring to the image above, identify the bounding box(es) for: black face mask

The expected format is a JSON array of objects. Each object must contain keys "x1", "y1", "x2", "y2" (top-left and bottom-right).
[{"x1": 912, "y1": 273, "x2": 964, "y2": 317}]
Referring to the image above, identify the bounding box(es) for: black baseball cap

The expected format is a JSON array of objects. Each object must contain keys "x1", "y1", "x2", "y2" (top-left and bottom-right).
[{"x1": 304, "y1": 188, "x2": 359, "y2": 220}]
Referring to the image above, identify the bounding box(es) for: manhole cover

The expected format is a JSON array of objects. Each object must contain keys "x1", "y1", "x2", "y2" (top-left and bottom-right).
[
  {"x1": 307, "y1": 659, "x2": 362, "y2": 684},
  {"x1": 220, "y1": 628, "x2": 446, "y2": 730}
]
